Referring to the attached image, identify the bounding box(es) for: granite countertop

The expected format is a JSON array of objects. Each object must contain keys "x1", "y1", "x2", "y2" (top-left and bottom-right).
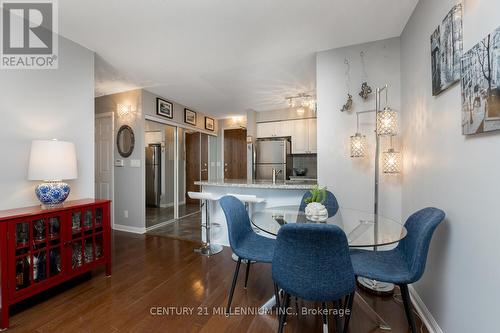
[{"x1": 194, "y1": 179, "x2": 317, "y2": 190}]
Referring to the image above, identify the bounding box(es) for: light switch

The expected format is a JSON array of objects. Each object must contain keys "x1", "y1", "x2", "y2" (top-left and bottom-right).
[{"x1": 130, "y1": 159, "x2": 141, "y2": 167}]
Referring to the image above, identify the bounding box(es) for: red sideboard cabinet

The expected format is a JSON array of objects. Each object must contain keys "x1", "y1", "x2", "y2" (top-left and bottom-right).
[{"x1": 0, "y1": 199, "x2": 112, "y2": 330}]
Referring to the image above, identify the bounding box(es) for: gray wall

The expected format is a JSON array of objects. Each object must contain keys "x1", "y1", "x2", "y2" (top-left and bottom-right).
[
  {"x1": 401, "y1": 0, "x2": 500, "y2": 331},
  {"x1": 96, "y1": 88, "x2": 216, "y2": 231},
  {"x1": 95, "y1": 89, "x2": 145, "y2": 230},
  {"x1": 0, "y1": 36, "x2": 95, "y2": 209},
  {"x1": 142, "y1": 89, "x2": 219, "y2": 134}
]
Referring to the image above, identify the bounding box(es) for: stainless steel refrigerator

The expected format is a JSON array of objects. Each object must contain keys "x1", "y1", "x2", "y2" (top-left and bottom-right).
[
  {"x1": 253, "y1": 138, "x2": 292, "y2": 181},
  {"x1": 145, "y1": 144, "x2": 161, "y2": 207}
]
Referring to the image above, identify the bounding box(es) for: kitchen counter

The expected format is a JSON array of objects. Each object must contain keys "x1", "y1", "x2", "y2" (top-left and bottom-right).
[
  {"x1": 195, "y1": 179, "x2": 316, "y2": 246},
  {"x1": 194, "y1": 179, "x2": 317, "y2": 190}
]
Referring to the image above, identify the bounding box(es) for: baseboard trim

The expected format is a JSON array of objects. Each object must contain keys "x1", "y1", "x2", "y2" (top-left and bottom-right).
[
  {"x1": 408, "y1": 285, "x2": 443, "y2": 333},
  {"x1": 113, "y1": 224, "x2": 146, "y2": 234},
  {"x1": 145, "y1": 218, "x2": 177, "y2": 232}
]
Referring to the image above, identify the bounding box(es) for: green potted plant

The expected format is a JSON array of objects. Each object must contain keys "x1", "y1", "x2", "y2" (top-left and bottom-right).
[{"x1": 304, "y1": 185, "x2": 329, "y2": 222}]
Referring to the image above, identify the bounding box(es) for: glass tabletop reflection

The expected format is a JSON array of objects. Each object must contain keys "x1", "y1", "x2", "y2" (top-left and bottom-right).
[{"x1": 251, "y1": 206, "x2": 407, "y2": 248}]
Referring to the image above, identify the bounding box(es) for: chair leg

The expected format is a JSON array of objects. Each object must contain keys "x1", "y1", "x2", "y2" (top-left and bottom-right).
[
  {"x1": 321, "y1": 302, "x2": 328, "y2": 333},
  {"x1": 226, "y1": 258, "x2": 242, "y2": 315},
  {"x1": 399, "y1": 284, "x2": 417, "y2": 333},
  {"x1": 332, "y1": 300, "x2": 341, "y2": 333},
  {"x1": 343, "y1": 292, "x2": 355, "y2": 333},
  {"x1": 244, "y1": 262, "x2": 251, "y2": 289},
  {"x1": 278, "y1": 293, "x2": 290, "y2": 333},
  {"x1": 274, "y1": 282, "x2": 281, "y2": 310}
]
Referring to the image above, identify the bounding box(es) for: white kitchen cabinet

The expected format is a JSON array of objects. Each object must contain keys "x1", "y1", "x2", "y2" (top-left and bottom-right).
[
  {"x1": 256, "y1": 122, "x2": 277, "y2": 138},
  {"x1": 290, "y1": 119, "x2": 308, "y2": 154},
  {"x1": 257, "y1": 118, "x2": 317, "y2": 154},
  {"x1": 307, "y1": 118, "x2": 317, "y2": 153}
]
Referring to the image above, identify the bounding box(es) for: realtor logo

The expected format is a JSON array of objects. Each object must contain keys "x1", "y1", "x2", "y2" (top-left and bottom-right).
[{"x1": 1, "y1": 0, "x2": 58, "y2": 69}]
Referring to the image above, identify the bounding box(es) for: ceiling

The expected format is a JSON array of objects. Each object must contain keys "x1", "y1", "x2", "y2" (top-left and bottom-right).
[{"x1": 59, "y1": 0, "x2": 418, "y2": 118}]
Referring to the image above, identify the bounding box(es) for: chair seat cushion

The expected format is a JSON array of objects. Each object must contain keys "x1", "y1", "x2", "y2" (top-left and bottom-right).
[
  {"x1": 350, "y1": 249, "x2": 412, "y2": 284},
  {"x1": 233, "y1": 233, "x2": 275, "y2": 263}
]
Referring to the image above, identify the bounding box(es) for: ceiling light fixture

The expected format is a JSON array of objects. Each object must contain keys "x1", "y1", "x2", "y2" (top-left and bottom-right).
[{"x1": 285, "y1": 93, "x2": 316, "y2": 113}]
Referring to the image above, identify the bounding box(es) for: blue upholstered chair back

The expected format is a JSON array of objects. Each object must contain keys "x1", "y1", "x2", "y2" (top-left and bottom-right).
[
  {"x1": 299, "y1": 190, "x2": 339, "y2": 217},
  {"x1": 272, "y1": 224, "x2": 355, "y2": 301},
  {"x1": 219, "y1": 196, "x2": 255, "y2": 253},
  {"x1": 396, "y1": 207, "x2": 445, "y2": 283}
]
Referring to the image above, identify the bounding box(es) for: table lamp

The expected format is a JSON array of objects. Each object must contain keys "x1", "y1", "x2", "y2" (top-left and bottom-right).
[{"x1": 28, "y1": 139, "x2": 78, "y2": 208}]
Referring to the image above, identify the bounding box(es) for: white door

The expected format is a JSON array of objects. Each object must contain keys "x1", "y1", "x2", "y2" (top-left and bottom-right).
[{"x1": 95, "y1": 114, "x2": 114, "y2": 220}]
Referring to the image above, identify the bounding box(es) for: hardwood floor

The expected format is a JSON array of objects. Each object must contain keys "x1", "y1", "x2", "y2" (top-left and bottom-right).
[
  {"x1": 8, "y1": 231, "x2": 428, "y2": 333},
  {"x1": 145, "y1": 204, "x2": 200, "y2": 228},
  {"x1": 146, "y1": 212, "x2": 202, "y2": 242}
]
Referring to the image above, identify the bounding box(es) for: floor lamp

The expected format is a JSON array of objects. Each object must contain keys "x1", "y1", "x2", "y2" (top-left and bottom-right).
[{"x1": 350, "y1": 84, "x2": 402, "y2": 293}]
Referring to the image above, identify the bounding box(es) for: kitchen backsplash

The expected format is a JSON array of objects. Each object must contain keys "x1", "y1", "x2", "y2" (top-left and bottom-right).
[{"x1": 292, "y1": 154, "x2": 317, "y2": 178}]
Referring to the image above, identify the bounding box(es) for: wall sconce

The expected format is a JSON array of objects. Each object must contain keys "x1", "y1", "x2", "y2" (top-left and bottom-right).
[
  {"x1": 376, "y1": 107, "x2": 398, "y2": 136},
  {"x1": 383, "y1": 148, "x2": 402, "y2": 174},
  {"x1": 117, "y1": 104, "x2": 132, "y2": 118},
  {"x1": 350, "y1": 133, "x2": 366, "y2": 157},
  {"x1": 231, "y1": 116, "x2": 246, "y2": 128}
]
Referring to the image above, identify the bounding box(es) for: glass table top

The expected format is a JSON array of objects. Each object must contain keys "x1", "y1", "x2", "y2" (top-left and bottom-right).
[{"x1": 251, "y1": 206, "x2": 407, "y2": 248}]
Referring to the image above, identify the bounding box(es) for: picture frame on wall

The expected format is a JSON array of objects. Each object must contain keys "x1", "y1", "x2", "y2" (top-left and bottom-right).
[
  {"x1": 184, "y1": 108, "x2": 197, "y2": 126},
  {"x1": 156, "y1": 98, "x2": 173, "y2": 118},
  {"x1": 461, "y1": 26, "x2": 500, "y2": 135},
  {"x1": 430, "y1": 3, "x2": 463, "y2": 96},
  {"x1": 205, "y1": 117, "x2": 215, "y2": 131}
]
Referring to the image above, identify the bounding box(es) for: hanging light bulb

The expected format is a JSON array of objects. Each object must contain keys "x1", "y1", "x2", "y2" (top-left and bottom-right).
[
  {"x1": 383, "y1": 148, "x2": 401, "y2": 174},
  {"x1": 350, "y1": 133, "x2": 366, "y2": 158},
  {"x1": 377, "y1": 107, "x2": 398, "y2": 136}
]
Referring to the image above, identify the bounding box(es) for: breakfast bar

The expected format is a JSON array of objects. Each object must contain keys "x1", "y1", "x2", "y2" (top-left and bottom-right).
[{"x1": 194, "y1": 179, "x2": 316, "y2": 246}]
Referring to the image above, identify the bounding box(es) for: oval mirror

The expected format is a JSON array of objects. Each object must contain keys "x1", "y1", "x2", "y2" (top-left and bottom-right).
[{"x1": 117, "y1": 125, "x2": 135, "y2": 158}]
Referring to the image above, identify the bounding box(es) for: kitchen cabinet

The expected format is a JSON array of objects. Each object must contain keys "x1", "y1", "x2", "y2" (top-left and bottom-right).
[
  {"x1": 288, "y1": 119, "x2": 317, "y2": 154},
  {"x1": 256, "y1": 121, "x2": 290, "y2": 138},
  {"x1": 307, "y1": 118, "x2": 317, "y2": 154},
  {"x1": 256, "y1": 118, "x2": 317, "y2": 154}
]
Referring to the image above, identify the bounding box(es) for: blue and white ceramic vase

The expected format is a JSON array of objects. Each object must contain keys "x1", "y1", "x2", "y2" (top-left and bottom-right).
[{"x1": 35, "y1": 182, "x2": 71, "y2": 207}]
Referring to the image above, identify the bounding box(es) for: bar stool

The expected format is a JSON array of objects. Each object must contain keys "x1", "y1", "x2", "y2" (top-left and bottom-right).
[
  {"x1": 188, "y1": 192, "x2": 223, "y2": 256},
  {"x1": 226, "y1": 194, "x2": 266, "y2": 211}
]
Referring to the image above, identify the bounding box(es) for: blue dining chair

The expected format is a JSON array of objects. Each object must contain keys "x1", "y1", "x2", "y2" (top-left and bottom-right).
[
  {"x1": 299, "y1": 190, "x2": 339, "y2": 217},
  {"x1": 350, "y1": 207, "x2": 445, "y2": 333},
  {"x1": 219, "y1": 195, "x2": 276, "y2": 315},
  {"x1": 272, "y1": 224, "x2": 356, "y2": 333}
]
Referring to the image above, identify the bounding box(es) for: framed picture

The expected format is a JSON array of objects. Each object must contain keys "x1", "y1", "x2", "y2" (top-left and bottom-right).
[
  {"x1": 156, "y1": 98, "x2": 173, "y2": 118},
  {"x1": 461, "y1": 26, "x2": 500, "y2": 135},
  {"x1": 430, "y1": 4, "x2": 463, "y2": 96},
  {"x1": 184, "y1": 108, "x2": 197, "y2": 126},
  {"x1": 205, "y1": 117, "x2": 215, "y2": 131}
]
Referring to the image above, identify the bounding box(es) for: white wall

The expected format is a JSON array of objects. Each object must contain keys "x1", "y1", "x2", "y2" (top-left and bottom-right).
[
  {"x1": 316, "y1": 37, "x2": 402, "y2": 221},
  {"x1": 0, "y1": 37, "x2": 95, "y2": 210},
  {"x1": 401, "y1": 0, "x2": 500, "y2": 331}
]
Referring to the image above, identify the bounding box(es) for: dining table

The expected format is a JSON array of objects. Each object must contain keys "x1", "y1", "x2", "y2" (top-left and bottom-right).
[{"x1": 251, "y1": 205, "x2": 407, "y2": 331}]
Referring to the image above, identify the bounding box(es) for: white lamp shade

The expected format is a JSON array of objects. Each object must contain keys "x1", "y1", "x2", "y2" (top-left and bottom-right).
[{"x1": 28, "y1": 140, "x2": 78, "y2": 181}]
